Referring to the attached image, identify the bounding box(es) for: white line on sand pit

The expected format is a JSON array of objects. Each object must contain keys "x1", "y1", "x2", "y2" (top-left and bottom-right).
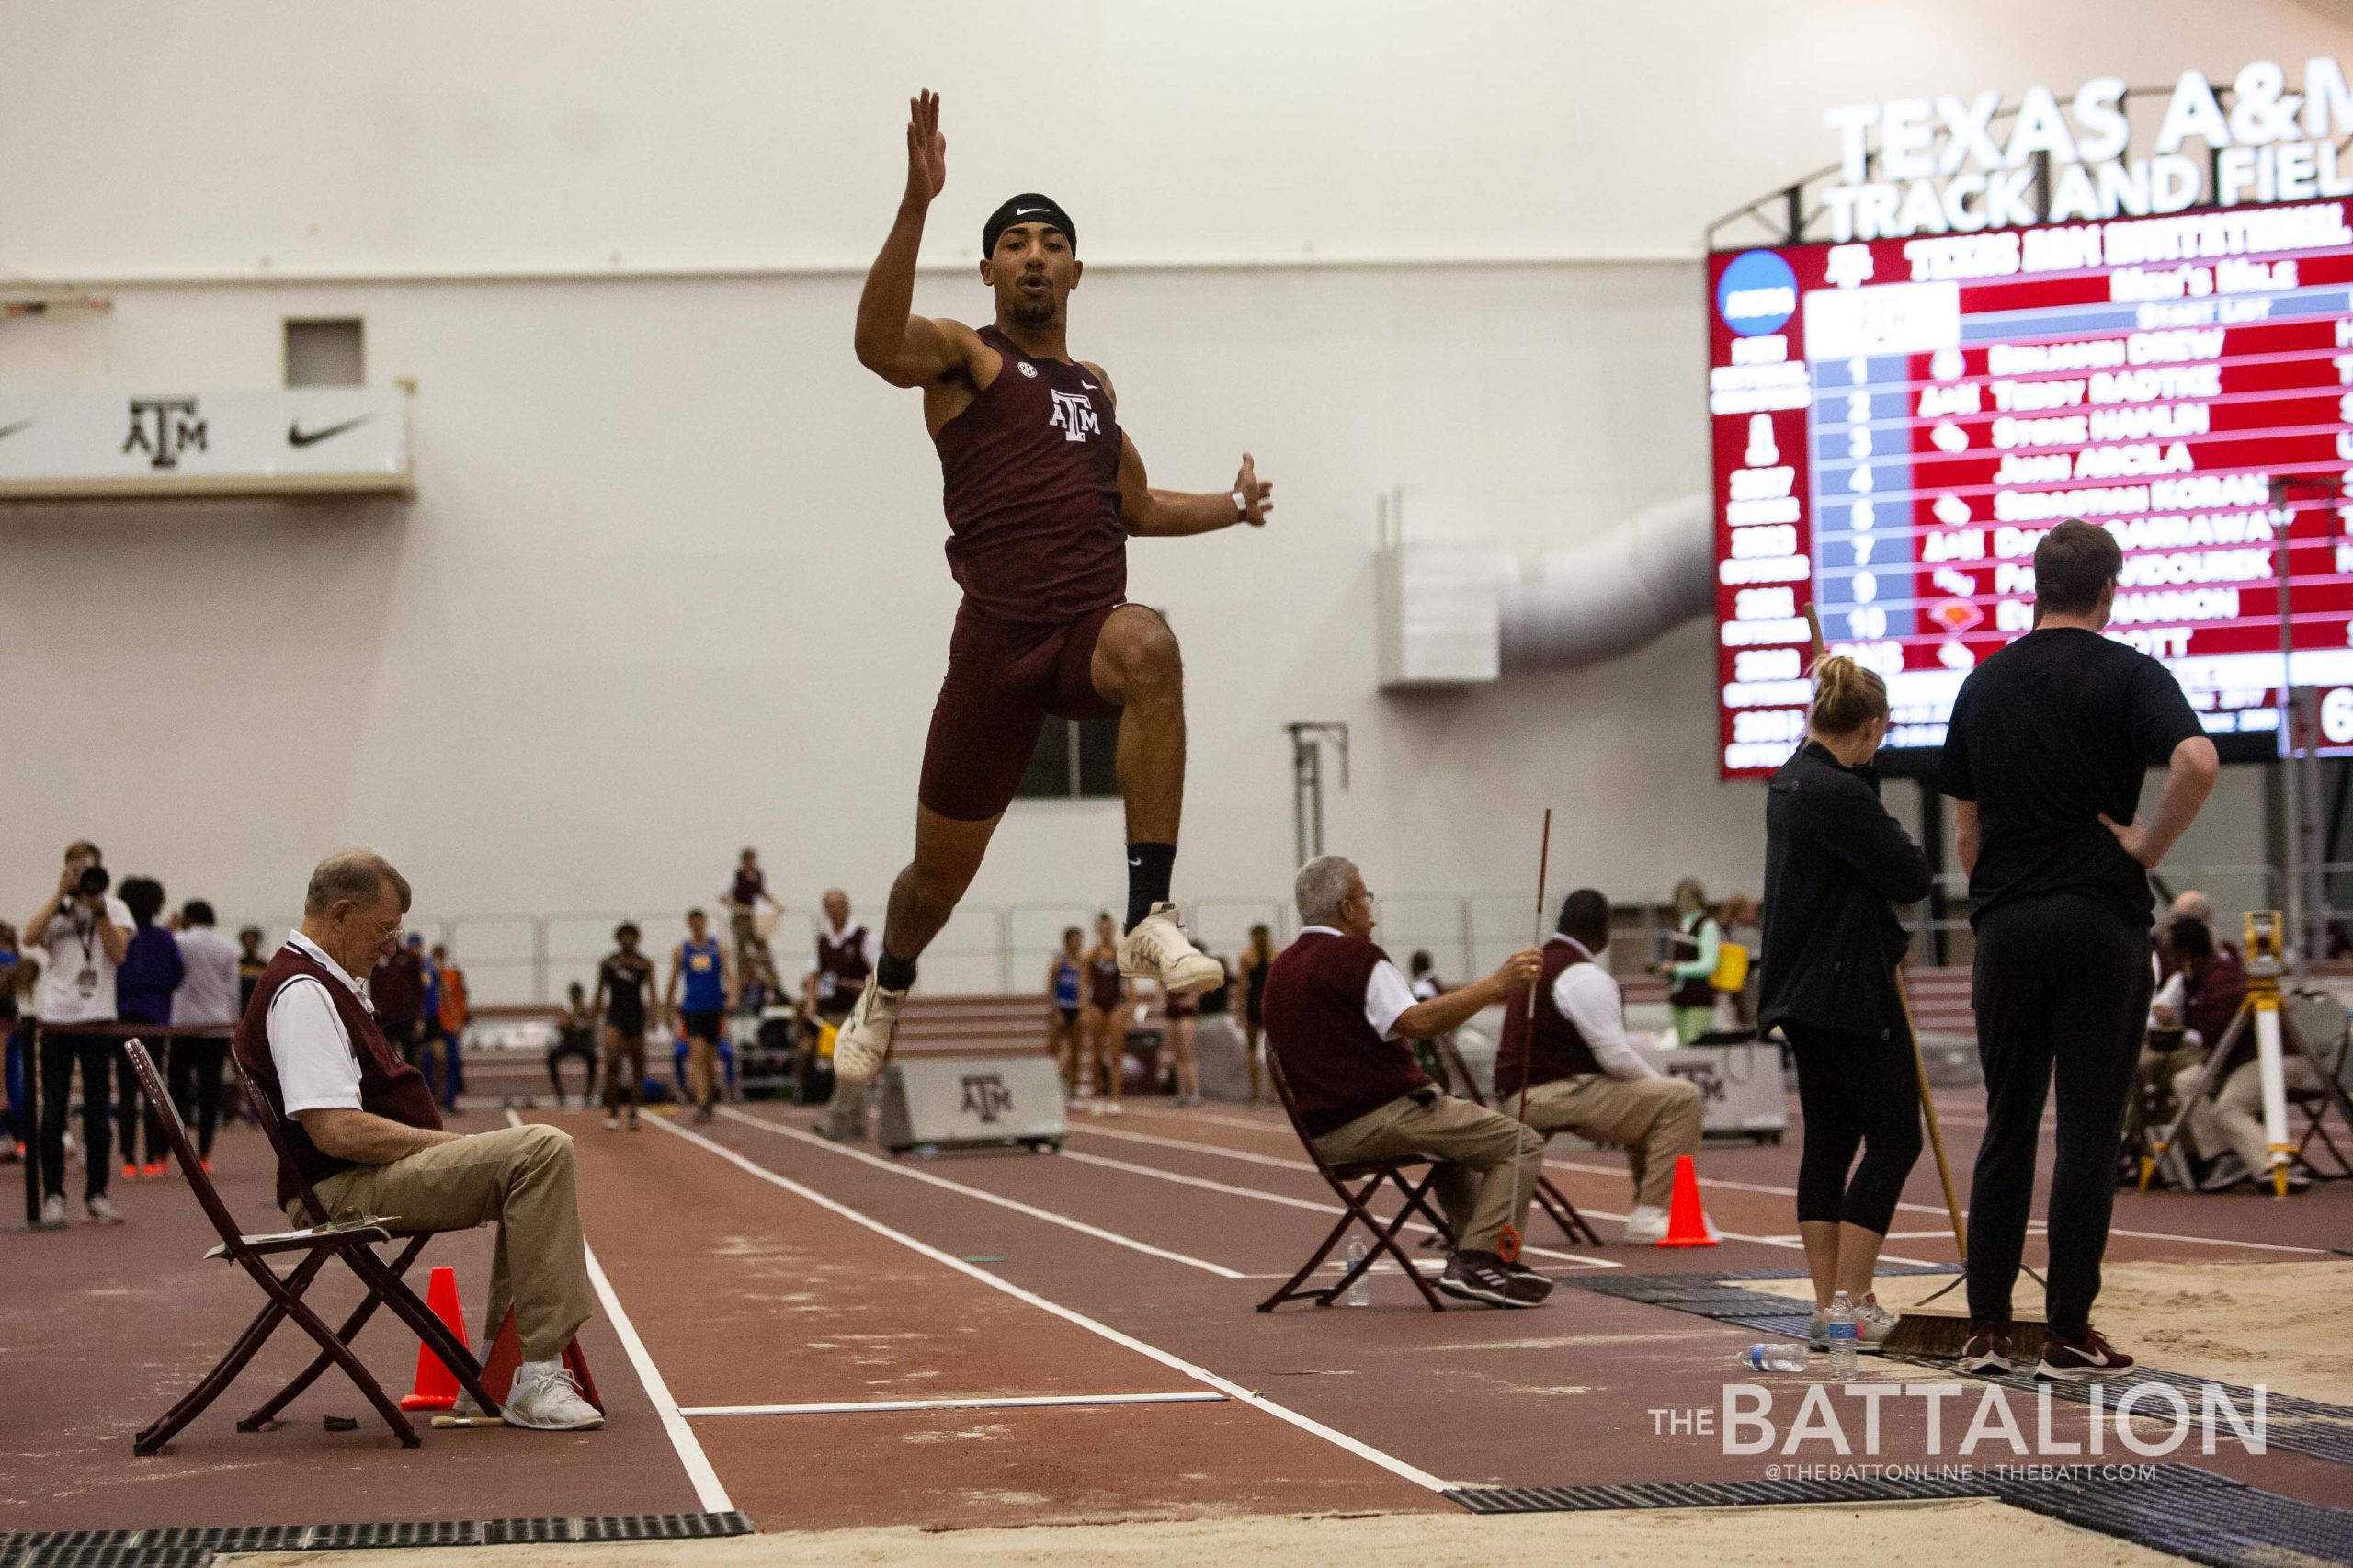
[
  {"x1": 678, "y1": 1392, "x2": 1226, "y2": 1417},
  {"x1": 647, "y1": 1113, "x2": 1451, "y2": 1494},
  {"x1": 711, "y1": 1108, "x2": 1245, "y2": 1279},
  {"x1": 1051, "y1": 1144, "x2": 1621, "y2": 1271},
  {"x1": 504, "y1": 1110, "x2": 733, "y2": 1514}
]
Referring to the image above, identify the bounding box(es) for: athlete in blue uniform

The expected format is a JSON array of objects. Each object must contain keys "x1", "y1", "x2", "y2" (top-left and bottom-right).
[
  {"x1": 1044, "y1": 926, "x2": 1086, "y2": 1097},
  {"x1": 664, "y1": 909, "x2": 733, "y2": 1124}
]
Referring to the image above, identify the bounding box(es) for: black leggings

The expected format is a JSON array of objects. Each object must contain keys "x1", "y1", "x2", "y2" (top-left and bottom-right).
[
  {"x1": 1785, "y1": 1018, "x2": 1923, "y2": 1235},
  {"x1": 1967, "y1": 894, "x2": 2149, "y2": 1340},
  {"x1": 114, "y1": 1041, "x2": 168, "y2": 1168}
]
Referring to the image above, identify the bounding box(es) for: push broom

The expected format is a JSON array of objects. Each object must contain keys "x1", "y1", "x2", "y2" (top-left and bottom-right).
[{"x1": 1798, "y1": 604, "x2": 2042, "y2": 1359}]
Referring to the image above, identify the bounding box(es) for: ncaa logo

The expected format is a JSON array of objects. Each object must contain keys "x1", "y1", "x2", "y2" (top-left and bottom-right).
[{"x1": 1017, "y1": 361, "x2": 1040, "y2": 378}]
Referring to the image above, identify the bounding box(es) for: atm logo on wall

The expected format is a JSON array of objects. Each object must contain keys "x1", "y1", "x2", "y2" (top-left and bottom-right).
[{"x1": 121, "y1": 396, "x2": 207, "y2": 471}]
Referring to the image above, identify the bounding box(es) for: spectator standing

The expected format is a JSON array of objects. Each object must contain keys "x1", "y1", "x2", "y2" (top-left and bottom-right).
[
  {"x1": 0, "y1": 923, "x2": 30, "y2": 1161},
  {"x1": 810, "y1": 892, "x2": 880, "y2": 1138},
  {"x1": 593, "y1": 924, "x2": 654, "y2": 1131},
  {"x1": 237, "y1": 926, "x2": 269, "y2": 1014},
  {"x1": 1654, "y1": 880, "x2": 1724, "y2": 1045},
  {"x1": 1044, "y1": 926, "x2": 1086, "y2": 1099},
  {"x1": 547, "y1": 983, "x2": 598, "y2": 1107},
  {"x1": 1236, "y1": 925, "x2": 1276, "y2": 1106},
  {"x1": 1162, "y1": 980, "x2": 1201, "y2": 1106},
  {"x1": 113, "y1": 876, "x2": 184, "y2": 1179},
  {"x1": 665, "y1": 909, "x2": 732, "y2": 1124},
  {"x1": 1721, "y1": 892, "x2": 1764, "y2": 1030},
  {"x1": 724, "y1": 848, "x2": 780, "y2": 959},
  {"x1": 170, "y1": 899, "x2": 242, "y2": 1168},
  {"x1": 1078, "y1": 914, "x2": 1131, "y2": 1115},
  {"x1": 431, "y1": 943, "x2": 469, "y2": 1110},
  {"x1": 28, "y1": 841, "x2": 131, "y2": 1225},
  {"x1": 370, "y1": 935, "x2": 426, "y2": 1070}
]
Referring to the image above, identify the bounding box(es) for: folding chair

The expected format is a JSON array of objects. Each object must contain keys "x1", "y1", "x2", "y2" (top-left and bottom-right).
[
  {"x1": 1256, "y1": 1051, "x2": 1455, "y2": 1312},
  {"x1": 125, "y1": 1040, "x2": 495, "y2": 1454},
  {"x1": 1435, "y1": 1036, "x2": 1604, "y2": 1247}
]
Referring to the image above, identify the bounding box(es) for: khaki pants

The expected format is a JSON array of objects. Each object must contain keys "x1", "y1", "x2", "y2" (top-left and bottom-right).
[
  {"x1": 1311, "y1": 1092, "x2": 1540, "y2": 1253},
  {"x1": 1520, "y1": 1072, "x2": 1702, "y2": 1210},
  {"x1": 2174, "y1": 1056, "x2": 2322, "y2": 1176},
  {"x1": 293, "y1": 1124, "x2": 593, "y2": 1362}
]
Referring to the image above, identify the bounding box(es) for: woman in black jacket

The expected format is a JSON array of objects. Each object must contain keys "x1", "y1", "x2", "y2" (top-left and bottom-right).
[{"x1": 1759, "y1": 655, "x2": 1934, "y2": 1348}]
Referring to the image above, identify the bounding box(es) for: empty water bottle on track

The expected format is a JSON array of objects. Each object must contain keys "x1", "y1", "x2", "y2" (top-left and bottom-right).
[
  {"x1": 1825, "y1": 1290, "x2": 1859, "y2": 1381},
  {"x1": 1343, "y1": 1238, "x2": 1370, "y2": 1306},
  {"x1": 1735, "y1": 1343, "x2": 1810, "y2": 1372}
]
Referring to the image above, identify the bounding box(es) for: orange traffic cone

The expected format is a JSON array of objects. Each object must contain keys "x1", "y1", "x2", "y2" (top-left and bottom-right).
[
  {"x1": 1655, "y1": 1154, "x2": 1718, "y2": 1248},
  {"x1": 399, "y1": 1266, "x2": 471, "y2": 1410},
  {"x1": 476, "y1": 1308, "x2": 606, "y2": 1413}
]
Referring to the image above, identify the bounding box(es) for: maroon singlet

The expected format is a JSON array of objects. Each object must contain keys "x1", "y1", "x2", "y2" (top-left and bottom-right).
[{"x1": 933, "y1": 325, "x2": 1127, "y2": 625}]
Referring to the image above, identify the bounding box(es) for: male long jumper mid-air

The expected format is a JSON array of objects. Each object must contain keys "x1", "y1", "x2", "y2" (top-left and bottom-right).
[{"x1": 831, "y1": 90, "x2": 1274, "y2": 1084}]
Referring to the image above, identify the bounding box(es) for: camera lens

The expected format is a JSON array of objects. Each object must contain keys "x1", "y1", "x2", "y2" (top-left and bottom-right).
[{"x1": 76, "y1": 865, "x2": 110, "y2": 898}]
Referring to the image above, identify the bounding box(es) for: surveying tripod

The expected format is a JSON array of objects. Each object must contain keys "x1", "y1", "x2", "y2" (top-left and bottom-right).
[{"x1": 2142, "y1": 910, "x2": 2353, "y2": 1196}]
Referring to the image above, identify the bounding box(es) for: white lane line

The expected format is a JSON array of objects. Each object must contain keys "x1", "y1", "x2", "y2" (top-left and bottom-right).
[
  {"x1": 711, "y1": 1108, "x2": 1244, "y2": 1279},
  {"x1": 679, "y1": 1392, "x2": 1226, "y2": 1417},
  {"x1": 646, "y1": 1113, "x2": 1452, "y2": 1494},
  {"x1": 1052, "y1": 1145, "x2": 1622, "y2": 1271},
  {"x1": 1127, "y1": 1114, "x2": 2315, "y2": 1258},
  {"x1": 505, "y1": 1109, "x2": 733, "y2": 1515}
]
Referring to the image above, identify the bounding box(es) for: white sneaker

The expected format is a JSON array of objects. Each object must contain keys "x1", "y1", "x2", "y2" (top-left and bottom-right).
[
  {"x1": 1857, "y1": 1293, "x2": 1898, "y2": 1349},
  {"x1": 1105, "y1": 1102, "x2": 1123, "y2": 1116},
  {"x1": 502, "y1": 1360, "x2": 604, "y2": 1431},
  {"x1": 1622, "y1": 1204, "x2": 1669, "y2": 1245},
  {"x1": 85, "y1": 1192, "x2": 125, "y2": 1226},
  {"x1": 41, "y1": 1193, "x2": 66, "y2": 1227},
  {"x1": 1117, "y1": 903, "x2": 1223, "y2": 995},
  {"x1": 603, "y1": 1116, "x2": 620, "y2": 1131},
  {"x1": 832, "y1": 977, "x2": 907, "y2": 1085}
]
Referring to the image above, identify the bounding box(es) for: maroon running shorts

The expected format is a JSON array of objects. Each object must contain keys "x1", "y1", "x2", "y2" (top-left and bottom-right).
[{"x1": 918, "y1": 600, "x2": 1126, "y2": 822}]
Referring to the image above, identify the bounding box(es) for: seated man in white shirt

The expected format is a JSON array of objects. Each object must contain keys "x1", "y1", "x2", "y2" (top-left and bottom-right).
[
  {"x1": 230, "y1": 849, "x2": 603, "y2": 1431},
  {"x1": 1496, "y1": 888, "x2": 1704, "y2": 1244}
]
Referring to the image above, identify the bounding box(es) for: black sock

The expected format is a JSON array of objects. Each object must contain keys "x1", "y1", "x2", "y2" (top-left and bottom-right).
[
  {"x1": 1125, "y1": 843, "x2": 1176, "y2": 929},
  {"x1": 877, "y1": 950, "x2": 917, "y2": 993}
]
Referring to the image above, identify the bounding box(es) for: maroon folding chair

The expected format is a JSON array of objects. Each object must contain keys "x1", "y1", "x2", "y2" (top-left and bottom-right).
[
  {"x1": 124, "y1": 1040, "x2": 494, "y2": 1454},
  {"x1": 1435, "y1": 1035, "x2": 1604, "y2": 1248},
  {"x1": 1256, "y1": 1051, "x2": 1456, "y2": 1312}
]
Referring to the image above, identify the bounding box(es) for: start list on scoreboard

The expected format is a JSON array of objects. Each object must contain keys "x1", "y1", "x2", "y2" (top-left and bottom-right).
[{"x1": 1707, "y1": 200, "x2": 2353, "y2": 779}]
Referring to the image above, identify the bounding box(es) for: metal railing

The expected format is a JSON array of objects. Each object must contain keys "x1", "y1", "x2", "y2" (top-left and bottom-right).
[{"x1": 228, "y1": 862, "x2": 2323, "y2": 1009}]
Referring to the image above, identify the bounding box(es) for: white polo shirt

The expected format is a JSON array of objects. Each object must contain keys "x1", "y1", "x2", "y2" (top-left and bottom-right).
[
  {"x1": 267, "y1": 932, "x2": 374, "y2": 1116},
  {"x1": 1546, "y1": 935, "x2": 1660, "y2": 1080},
  {"x1": 172, "y1": 925, "x2": 244, "y2": 1029},
  {"x1": 1296, "y1": 926, "x2": 1420, "y2": 1040}
]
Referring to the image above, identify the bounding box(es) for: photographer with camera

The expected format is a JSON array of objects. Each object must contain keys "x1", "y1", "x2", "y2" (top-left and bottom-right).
[{"x1": 24, "y1": 841, "x2": 133, "y2": 1226}]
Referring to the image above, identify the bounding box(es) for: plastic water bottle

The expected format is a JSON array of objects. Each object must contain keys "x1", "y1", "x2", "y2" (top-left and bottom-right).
[
  {"x1": 1735, "y1": 1343, "x2": 1811, "y2": 1373},
  {"x1": 1344, "y1": 1238, "x2": 1371, "y2": 1306},
  {"x1": 1825, "y1": 1290, "x2": 1859, "y2": 1381}
]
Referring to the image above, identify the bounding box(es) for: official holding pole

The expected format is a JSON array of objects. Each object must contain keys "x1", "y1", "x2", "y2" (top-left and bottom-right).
[
  {"x1": 1938, "y1": 520, "x2": 2218, "y2": 1380},
  {"x1": 1759, "y1": 654, "x2": 1932, "y2": 1350}
]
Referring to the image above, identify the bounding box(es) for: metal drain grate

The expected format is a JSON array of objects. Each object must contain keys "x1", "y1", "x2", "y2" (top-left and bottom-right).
[
  {"x1": 0, "y1": 1513, "x2": 752, "y2": 1567},
  {"x1": 1565, "y1": 1272, "x2": 2353, "y2": 1468},
  {"x1": 1450, "y1": 1463, "x2": 2353, "y2": 1568}
]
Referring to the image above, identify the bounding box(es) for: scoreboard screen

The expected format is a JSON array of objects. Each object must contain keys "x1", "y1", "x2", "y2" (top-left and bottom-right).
[{"x1": 1708, "y1": 200, "x2": 2353, "y2": 778}]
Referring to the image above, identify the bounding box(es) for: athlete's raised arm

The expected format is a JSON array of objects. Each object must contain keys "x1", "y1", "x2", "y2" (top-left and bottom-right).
[
  {"x1": 1118, "y1": 432, "x2": 1274, "y2": 538},
  {"x1": 854, "y1": 90, "x2": 984, "y2": 390}
]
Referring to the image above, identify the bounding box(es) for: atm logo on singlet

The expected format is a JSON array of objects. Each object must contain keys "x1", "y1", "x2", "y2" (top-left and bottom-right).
[{"x1": 1049, "y1": 389, "x2": 1100, "y2": 443}]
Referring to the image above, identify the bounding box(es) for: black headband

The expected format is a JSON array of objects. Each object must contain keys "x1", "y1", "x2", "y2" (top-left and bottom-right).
[{"x1": 983, "y1": 193, "x2": 1076, "y2": 257}]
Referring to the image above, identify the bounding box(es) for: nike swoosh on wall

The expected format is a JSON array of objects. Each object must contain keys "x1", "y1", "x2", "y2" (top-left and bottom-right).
[{"x1": 287, "y1": 415, "x2": 372, "y2": 448}]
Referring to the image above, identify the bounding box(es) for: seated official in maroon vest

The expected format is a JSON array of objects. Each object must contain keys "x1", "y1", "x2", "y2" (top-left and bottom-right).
[
  {"x1": 1261, "y1": 854, "x2": 1553, "y2": 1309},
  {"x1": 233, "y1": 850, "x2": 605, "y2": 1432},
  {"x1": 1497, "y1": 887, "x2": 1702, "y2": 1245}
]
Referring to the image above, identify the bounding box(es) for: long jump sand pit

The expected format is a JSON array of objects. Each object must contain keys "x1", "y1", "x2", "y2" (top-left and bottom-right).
[
  {"x1": 1743, "y1": 1260, "x2": 2353, "y2": 1403},
  {"x1": 218, "y1": 1499, "x2": 2182, "y2": 1568}
]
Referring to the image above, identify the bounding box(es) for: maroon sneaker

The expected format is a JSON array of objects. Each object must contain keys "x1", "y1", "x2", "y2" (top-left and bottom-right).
[
  {"x1": 2038, "y1": 1326, "x2": 2134, "y2": 1381},
  {"x1": 1960, "y1": 1320, "x2": 2013, "y2": 1376}
]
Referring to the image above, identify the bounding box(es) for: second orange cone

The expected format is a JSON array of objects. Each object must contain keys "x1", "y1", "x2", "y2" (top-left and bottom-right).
[
  {"x1": 398, "y1": 1265, "x2": 472, "y2": 1411},
  {"x1": 1655, "y1": 1153, "x2": 1717, "y2": 1247}
]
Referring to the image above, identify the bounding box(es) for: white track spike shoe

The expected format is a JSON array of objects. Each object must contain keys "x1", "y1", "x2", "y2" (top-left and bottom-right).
[
  {"x1": 1118, "y1": 903, "x2": 1224, "y2": 995},
  {"x1": 831, "y1": 975, "x2": 907, "y2": 1085}
]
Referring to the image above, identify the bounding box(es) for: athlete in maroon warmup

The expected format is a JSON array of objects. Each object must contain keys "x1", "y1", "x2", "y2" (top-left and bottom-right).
[{"x1": 835, "y1": 90, "x2": 1269, "y2": 1082}]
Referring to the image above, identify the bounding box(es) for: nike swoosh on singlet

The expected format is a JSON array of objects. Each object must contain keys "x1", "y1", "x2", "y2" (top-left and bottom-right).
[{"x1": 1082, "y1": 380, "x2": 1100, "y2": 390}]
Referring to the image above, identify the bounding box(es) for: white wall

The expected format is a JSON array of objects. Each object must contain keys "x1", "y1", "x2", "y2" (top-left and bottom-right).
[{"x1": 0, "y1": 2, "x2": 2325, "y2": 989}]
